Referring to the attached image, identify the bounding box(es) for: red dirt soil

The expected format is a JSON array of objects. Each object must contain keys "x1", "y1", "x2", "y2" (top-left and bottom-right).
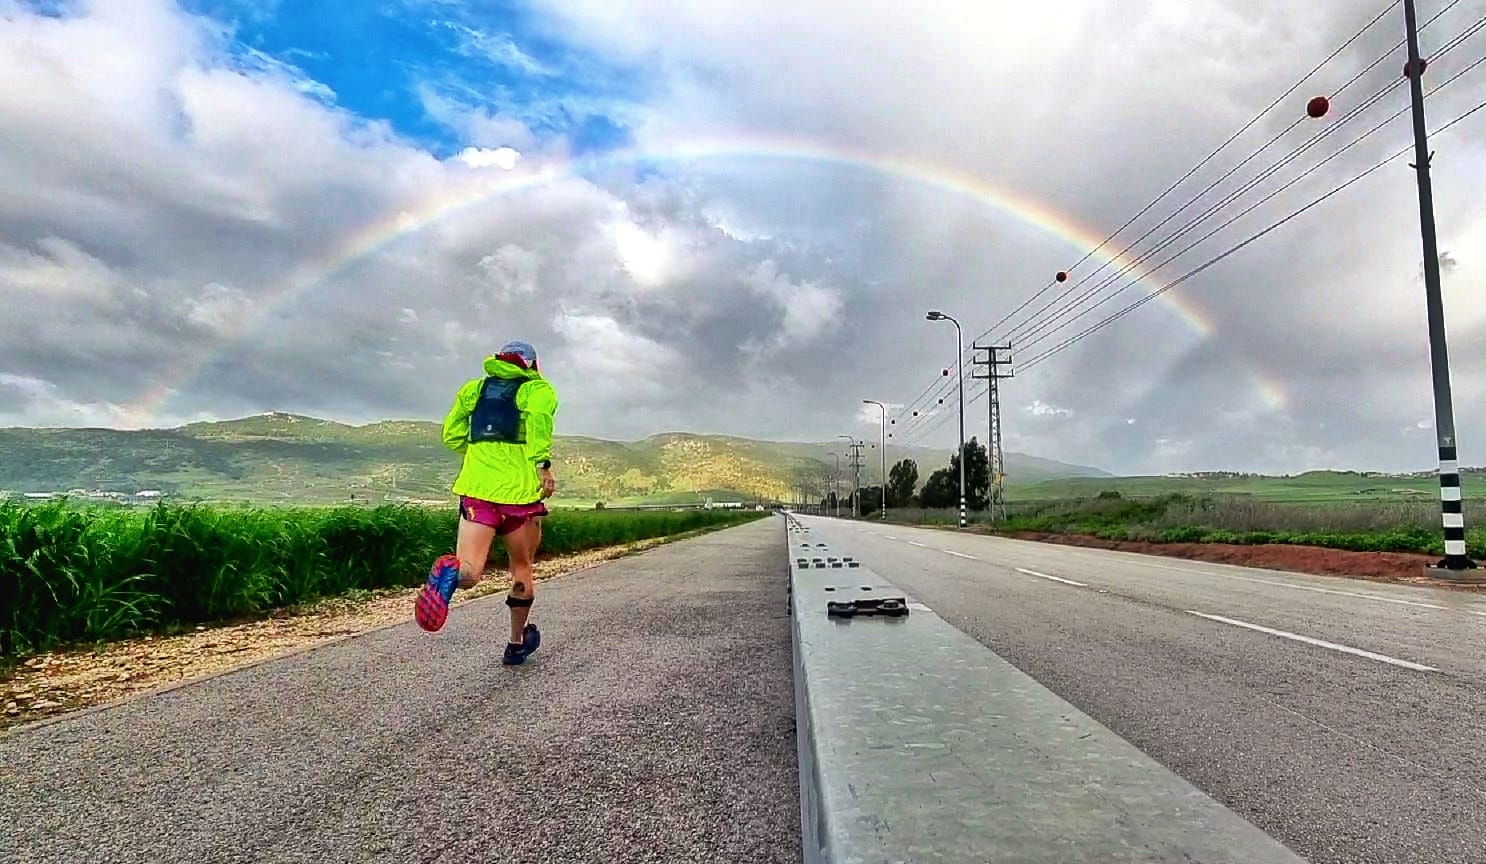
[{"x1": 995, "y1": 530, "x2": 1486, "y2": 591}]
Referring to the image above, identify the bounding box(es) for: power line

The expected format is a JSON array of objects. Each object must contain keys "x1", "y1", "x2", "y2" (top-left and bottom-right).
[
  {"x1": 1012, "y1": 35, "x2": 1486, "y2": 357},
  {"x1": 891, "y1": 5, "x2": 1482, "y2": 444},
  {"x1": 1016, "y1": 94, "x2": 1486, "y2": 375},
  {"x1": 973, "y1": 0, "x2": 1399, "y2": 348},
  {"x1": 893, "y1": 3, "x2": 1420, "y2": 427},
  {"x1": 1009, "y1": 78, "x2": 1408, "y2": 348},
  {"x1": 1006, "y1": 14, "x2": 1486, "y2": 349}
]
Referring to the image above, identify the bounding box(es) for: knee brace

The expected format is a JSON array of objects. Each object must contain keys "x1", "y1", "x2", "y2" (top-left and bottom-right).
[{"x1": 505, "y1": 593, "x2": 533, "y2": 608}]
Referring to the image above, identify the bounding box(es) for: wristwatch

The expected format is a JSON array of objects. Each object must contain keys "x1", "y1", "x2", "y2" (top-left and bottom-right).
[{"x1": 537, "y1": 460, "x2": 552, "y2": 470}]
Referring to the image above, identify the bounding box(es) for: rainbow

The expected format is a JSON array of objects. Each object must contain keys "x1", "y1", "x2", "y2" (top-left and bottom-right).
[{"x1": 120, "y1": 135, "x2": 1286, "y2": 424}]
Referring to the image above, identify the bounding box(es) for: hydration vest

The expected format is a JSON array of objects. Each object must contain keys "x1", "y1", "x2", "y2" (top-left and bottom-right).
[{"x1": 469, "y1": 376, "x2": 527, "y2": 444}]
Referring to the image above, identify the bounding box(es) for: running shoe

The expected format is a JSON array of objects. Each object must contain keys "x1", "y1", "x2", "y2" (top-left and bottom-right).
[
  {"x1": 415, "y1": 554, "x2": 461, "y2": 632},
  {"x1": 502, "y1": 625, "x2": 541, "y2": 665}
]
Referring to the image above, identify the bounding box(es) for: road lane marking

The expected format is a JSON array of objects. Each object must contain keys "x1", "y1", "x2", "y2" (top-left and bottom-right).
[
  {"x1": 908, "y1": 541, "x2": 928, "y2": 548},
  {"x1": 1016, "y1": 568, "x2": 1087, "y2": 587},
  {"x1": 944, "y1": 550, "x2": 978, "y2": 560},
  {"x1": 884, "y1": 535, "x2": 899, "y2": 541},
  {"x1": 1185, "y1": 611, "x2": 1437, "y2": 672},
  {"x1": 1115, "y1": 560, "x2": 1452, "y2": 612}
]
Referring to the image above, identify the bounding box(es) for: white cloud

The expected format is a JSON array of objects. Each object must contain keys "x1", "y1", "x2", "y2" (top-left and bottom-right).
[
  {"x1": 456, "y1": 146, "x2": 522, "y2": 170},
  {"x1": 550, "y1": 312, "x2": 681, "y2": 400},
  {"x1": 478, "y1": 244, "x2": 541, "y2": 298},
  {"x1": 1028, "y1": 400, "x2": 1074, "y2": 418},
  {"x1": 609, "y1": 219, "x2": 683, "y2": 288},
  {"x1": 746, "y1": 260, "x2": 844, "y2": 348},
  {"x1": 0, "y1": 373, "x2": 130, "y2": 427},
  {"x1": 184, "y1": 283, "x2": 251, "y2": 333},
  {"x1": 441, "y1": 22, "x2": 553, "y2": 76}
]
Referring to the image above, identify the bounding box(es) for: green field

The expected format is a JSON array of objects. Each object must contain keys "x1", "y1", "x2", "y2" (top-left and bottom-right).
[
  {"x1": 1008, "y1": 470, "x2": 1486, "y2": 502},
  {"x1": 890, "y1": 491, "x2": 1486, "y2": 558},
  {"x1": 0, "y1": 501, "x2": 767, "y2": 660}
]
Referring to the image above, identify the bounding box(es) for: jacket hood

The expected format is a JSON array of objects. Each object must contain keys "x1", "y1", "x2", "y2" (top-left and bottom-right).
[{"x1": 483, "y1": 355, "x2": 542, "y2": 380}]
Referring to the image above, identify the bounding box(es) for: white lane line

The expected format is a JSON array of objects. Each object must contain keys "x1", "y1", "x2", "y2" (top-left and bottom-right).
[
  {"x1": 1016, "y1": 567, "x2": 1087, "y2": 587},
  {"x1": 944, "y1": 550, "x2": 979, "y2": 560},
  {"x1": 1186, "y1": 611, "x2": 1437, "y2": 672},
  {"x1": 908, "y1": 540, "x2": 928, "y2": 548},
  {"x1": 884, "y1": 535, "x2": 900, "y2": 541},
  {"x1": 1139, "y1": 561, "x2": 1448, "y2": 610}
]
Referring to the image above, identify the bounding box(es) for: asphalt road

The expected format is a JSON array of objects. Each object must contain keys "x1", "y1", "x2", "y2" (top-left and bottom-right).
[
  {"x1": 0, "y1": 519, "x2": 799, "y2": 864},
  {"x1": 801, "y1": 515, "x2": 1486, "y2": 864}
]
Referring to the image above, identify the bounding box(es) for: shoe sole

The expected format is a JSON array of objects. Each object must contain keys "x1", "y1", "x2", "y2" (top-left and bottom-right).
[
  {"x1": 415, "y1": 586, "x2": 449, "y2": 632},
  {"x1": 415, "y1": 554, "x2": 461, "y2": 632}
]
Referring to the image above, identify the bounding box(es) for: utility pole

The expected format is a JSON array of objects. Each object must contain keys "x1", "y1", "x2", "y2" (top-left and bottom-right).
[
  {"x1": 1403, "y1": 0, "x2": 1475, "y2": 573},
  {"x1": 847, "y1": 439, "x2": 865, "y2": 519},
  {"x1": 972, "y1": 342, "x2": 1013, "y2": 522},
  {"x1": 826, "y1": 451, "x2": 841, "y2": 517},
  {"x1": 837, "y1": 435, "x2": 859, "y2": 518}
]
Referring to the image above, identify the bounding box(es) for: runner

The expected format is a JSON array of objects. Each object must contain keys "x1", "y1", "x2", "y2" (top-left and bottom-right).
[{"x1": 415, "y1": 340, "x2": 558, "y2": 666}]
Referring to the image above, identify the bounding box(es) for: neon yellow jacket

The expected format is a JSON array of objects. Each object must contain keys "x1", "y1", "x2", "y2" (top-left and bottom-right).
[{"x1": 441, "y1": 356, "x2": 558, "y2": 505}]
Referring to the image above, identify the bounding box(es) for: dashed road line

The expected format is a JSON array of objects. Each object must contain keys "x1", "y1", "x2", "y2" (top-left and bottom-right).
[
  {"x1": 1186, "y1": 611, "x2": 1437, "y2": 672},
  {"x1": 1016, "y1": 568, "x2": 1087, "y2": 588}
]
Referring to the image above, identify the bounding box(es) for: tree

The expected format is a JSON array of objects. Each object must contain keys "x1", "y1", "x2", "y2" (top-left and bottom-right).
[
  {"x1": 918, "y1": 468, "x2": 958, "y2": 508},
  {"x1": 951, "y1": 437, "x2": 991, "y2": 511},
  {"x1": 887, "y1": 459, "x2": 918, "y2": 509},
  {"x1": 856, "y1": 485, "x2": 885, "y2": 517},
  {"x1": 920, "y1": 439, "x2": 991, "y2": 511}
]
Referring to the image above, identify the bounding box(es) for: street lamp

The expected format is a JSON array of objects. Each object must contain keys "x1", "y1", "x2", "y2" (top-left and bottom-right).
[
  {"x1": 863, "y1": 399, "x2": 888, "y2": 520},
  {"x1": 926, "y1": 310, "x2": 966, "y2": 529}
]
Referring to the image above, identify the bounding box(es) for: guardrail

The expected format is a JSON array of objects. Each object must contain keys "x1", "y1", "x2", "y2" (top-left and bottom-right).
[{"x1": 782, "y1": 511, "x2": 1307, "y2": 863}]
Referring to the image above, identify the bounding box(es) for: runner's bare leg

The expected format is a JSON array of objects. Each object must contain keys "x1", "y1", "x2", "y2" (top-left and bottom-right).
[
  {"x1": 457, "y1": 515, "x2": 496, "y2": 589},
  {"x1": 503, "y1": 517, "x2": 542, "y2": 643}
]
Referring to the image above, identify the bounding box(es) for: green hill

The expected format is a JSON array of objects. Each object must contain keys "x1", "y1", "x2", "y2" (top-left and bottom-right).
[{"x1": 0, "y1": 412, "x2": 1108, "y2": 506}]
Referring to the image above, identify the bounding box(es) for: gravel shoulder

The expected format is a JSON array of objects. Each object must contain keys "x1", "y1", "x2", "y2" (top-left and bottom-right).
[{"x1": 0, "y1": 517, "x2": 799, "y2": 864}]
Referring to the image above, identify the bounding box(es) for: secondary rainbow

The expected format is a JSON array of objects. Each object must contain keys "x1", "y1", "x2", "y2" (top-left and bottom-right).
[{"x1": 122, "y1": 136, "x2": 1285, "y2": 424}]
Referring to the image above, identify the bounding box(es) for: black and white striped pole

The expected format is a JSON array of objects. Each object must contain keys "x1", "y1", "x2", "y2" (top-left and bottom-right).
[
  {"x1": 926, "y1": 310, "x2": 967, "y2": 529},
  {"x1": 1402, "y1": 0, "x2": 1476, "y2": 574}
]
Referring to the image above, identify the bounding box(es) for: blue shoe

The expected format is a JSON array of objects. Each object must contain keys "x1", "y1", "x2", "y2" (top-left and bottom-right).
[
  {"x1": 523, "y1": 623, "x2": 540, "y2": 655},
  {"x1": 502, "y1": 641, "x2": 530, "y2": 665},
  {"x1": 415, "y1": 554, "x2": 461, "y2": 632}
]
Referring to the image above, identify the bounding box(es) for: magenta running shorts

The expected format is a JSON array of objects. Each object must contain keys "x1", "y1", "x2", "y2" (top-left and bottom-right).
[{"x1": 458, "y1": 496, "x2": 548, "y2": 535}]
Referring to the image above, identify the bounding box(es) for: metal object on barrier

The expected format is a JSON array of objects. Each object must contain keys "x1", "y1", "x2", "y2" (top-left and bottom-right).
[{"x1": 826, "y1": 597, "x2": 909, "y2": 618}]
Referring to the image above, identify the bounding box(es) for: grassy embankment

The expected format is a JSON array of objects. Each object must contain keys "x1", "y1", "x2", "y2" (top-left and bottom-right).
[
  {"x1": 0, "y1": 501, "x2": 766, "y2": 660},
  {"x1": 892, "y1": 493, "x2": 1486, "y2": 558}
]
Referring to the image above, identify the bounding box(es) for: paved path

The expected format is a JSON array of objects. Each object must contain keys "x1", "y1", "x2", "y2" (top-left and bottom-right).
[
  {"x1": 0, "y1": 519, "x2": 799, "y2": 864},
  {"x1": 810, "y1": 516, "x2": 1486, "y2": 864}
]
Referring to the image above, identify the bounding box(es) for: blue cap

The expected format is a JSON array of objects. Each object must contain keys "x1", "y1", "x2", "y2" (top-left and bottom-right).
[{"x1": 497, "y1": 340, "x2": 538, "y2": 369}]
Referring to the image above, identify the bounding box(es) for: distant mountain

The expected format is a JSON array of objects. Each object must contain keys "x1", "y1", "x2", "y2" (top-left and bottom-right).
[{"x1": 0, "y1": 412, "x2": 1110, "y2": 505}]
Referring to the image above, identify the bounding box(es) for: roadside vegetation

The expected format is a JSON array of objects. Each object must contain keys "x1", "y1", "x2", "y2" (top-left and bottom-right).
[
  {"x1": 0, "y1": 501, "x2": 765, "y2": 659},
  {"x1": 891, "y1": 493, "x2": 1486, "y2": 558}
]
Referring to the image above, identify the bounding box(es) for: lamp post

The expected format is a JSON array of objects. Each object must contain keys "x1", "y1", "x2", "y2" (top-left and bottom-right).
[
  {"x1": 926, "y1": 310, "x2": 966, "y2": 529},
  {"x1": 863, "y1": 399, "x2": 888, "y2": 519}
]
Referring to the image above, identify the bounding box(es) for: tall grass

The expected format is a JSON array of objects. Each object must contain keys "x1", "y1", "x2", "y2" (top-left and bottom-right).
[
  {"x1": 886, "y1": 494, "x2": 1486, "y2": 558},
  {"x1": 0, "y1": 501, "x2": 763, "y2": 659}
]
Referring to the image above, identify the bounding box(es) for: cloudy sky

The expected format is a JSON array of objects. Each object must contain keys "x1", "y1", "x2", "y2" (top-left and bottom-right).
[{"x1": 3, "y1": 0, "x2": 1486, "y2": 475}]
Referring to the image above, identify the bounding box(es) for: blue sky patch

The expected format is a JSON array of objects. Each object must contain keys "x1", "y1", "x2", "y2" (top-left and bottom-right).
[{"x1": 177, "y1": 0, "x2": 647, "y2": 158}]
